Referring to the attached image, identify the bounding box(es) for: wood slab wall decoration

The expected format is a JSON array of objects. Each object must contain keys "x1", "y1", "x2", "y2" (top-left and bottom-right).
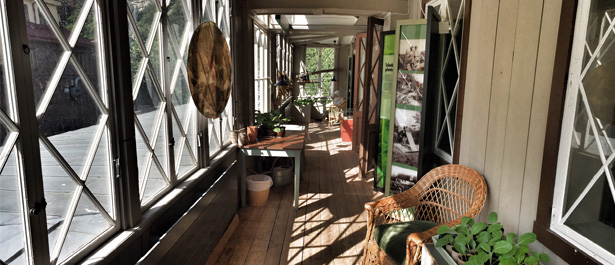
[{"x1": 187, "y1": 21, "x2": 232, "y2": 119}]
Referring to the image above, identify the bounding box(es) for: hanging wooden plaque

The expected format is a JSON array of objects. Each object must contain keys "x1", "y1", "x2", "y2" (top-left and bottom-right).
[{"x1": 187, "y1": 21, "x2": 232, "y2": 119}]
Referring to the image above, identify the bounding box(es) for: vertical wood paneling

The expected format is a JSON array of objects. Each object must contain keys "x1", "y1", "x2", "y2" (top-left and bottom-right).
[
  {"x1": 518, "y1": 0, "x2": 563, "y2": 235},
  {"x1": 498, "y1": 0, "x2": 545, "y2": 233},
  {"x1": 458, "y1": 0, "x2": 499, "y2": 174},
  {"x1": 481, "y1": 0, "x2": 520, "y2": 221},
  {"x1": 459, "y1": 0, "x2": 565, "y2": 259}
]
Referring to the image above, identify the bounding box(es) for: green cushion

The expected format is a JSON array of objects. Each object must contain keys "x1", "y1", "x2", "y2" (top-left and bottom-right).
[{"x1": 373, "y1": 220, "x2": 439, "y2": 265}]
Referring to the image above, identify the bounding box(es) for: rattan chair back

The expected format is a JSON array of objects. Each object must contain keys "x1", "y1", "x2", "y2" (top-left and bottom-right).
[{"x1": 363, "y1": 164, "x2": 487, "y2": 265}]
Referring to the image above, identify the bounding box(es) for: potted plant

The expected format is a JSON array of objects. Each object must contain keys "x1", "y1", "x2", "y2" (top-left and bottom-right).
[
  {"x1": 292, "y1": 97, "x2": 316, "y2": 124},
  {"x1": 255, "y1": 110, "x2": 291, "y2": 137},
  {"x1": 432, "y1": 212, "x2": 550, "y2": 265}
]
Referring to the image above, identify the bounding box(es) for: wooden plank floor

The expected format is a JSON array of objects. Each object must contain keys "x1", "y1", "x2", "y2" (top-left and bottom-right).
[{"x1": 214, "y1": 122, "x2": 384, "y2": 265}]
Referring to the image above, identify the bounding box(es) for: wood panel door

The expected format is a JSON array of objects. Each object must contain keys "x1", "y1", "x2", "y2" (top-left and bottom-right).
[
  {"x1": 359, "y1": 17, "x2": 384, "y2": 178},
  {"x1": 352, "y1": 33, "x2": 367, "y2": 152}
]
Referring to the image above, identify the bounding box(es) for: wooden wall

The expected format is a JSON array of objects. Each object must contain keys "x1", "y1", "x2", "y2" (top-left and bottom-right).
[{"x1": 457, "y1": 0, "x2": 567, "y2": 263}]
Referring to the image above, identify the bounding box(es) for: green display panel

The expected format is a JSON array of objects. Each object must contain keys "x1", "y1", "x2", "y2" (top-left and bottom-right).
[
  {"x1": 385, "y1": 20, "x2": 427, "y2": 196},
  {"x1": 376, "y1": 32, "x2": 396, "y2": 190}
]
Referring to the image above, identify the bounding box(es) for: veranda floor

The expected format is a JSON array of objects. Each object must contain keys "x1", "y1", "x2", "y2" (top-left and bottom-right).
[{"x1": 213, "y1": 122, "x2": 384, "y2": 265}]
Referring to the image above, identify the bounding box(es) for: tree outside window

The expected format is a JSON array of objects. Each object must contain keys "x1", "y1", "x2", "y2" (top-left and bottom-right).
[{"x1": 305, "y1": 47, "x2": 335, "y2": 97}]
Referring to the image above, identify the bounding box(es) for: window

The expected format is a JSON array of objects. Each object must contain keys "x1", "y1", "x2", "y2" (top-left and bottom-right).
[
  {"x1": 127, "y1": 0, "x2": 171, "y2": 206},
  {"x1": 26, "y1": 0, "x2": 118, "y2": 263},
  {"x1": 0, "y1": 1, "x2": 232, "y2": 264},
  {"x1": 305, "y1": 47, "x2": 335, "y2": 96},
  {"x1": 549, "y1": 0, "x2": 615, "y2": 263},
  {"x1": 208, "y1": 0, "x2": 233, "y2": 157},
  {"x1": 2, "y1": 3, "x2": 27, "y2": 264},
  {"x1": 425, "y1": 0, "x2": 466, "y2": 163},
  {"x1": 254, "y1": 26, "x2": 269, "y2": 113}
]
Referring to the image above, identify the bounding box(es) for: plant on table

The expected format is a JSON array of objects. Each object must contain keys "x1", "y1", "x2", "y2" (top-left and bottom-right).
[
  {"x1": 293, "y1": 97, "x2": 317, "y2": 106},
  {"x1": 255, "y1": 110, "x2": 291, "y2": 134},
  {"x1": 435, "y1": 212, "x2": 550, "y2": 265}
]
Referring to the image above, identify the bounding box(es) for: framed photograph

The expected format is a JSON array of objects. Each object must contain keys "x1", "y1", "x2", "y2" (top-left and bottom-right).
[
  {"x1": 392, "y1": 108, "x2": 420, "y2": 167},
  {"x1": 390, "y1": 165, "x2": 418, "y2": 194},
  {"x1": 396, "y1": 73, "x2": 423, "y2": 106},
  {"x1": 398, "y1": 39, "x2": 426, "y2": 72}
]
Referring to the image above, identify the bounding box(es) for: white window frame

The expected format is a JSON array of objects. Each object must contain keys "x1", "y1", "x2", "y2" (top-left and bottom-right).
[
  {"x1": 254, "y1": 26, "x2": 269, "y2": 113},
  {"x1": 305, "y1": 47, "x2": 335, "y2": 97},
  {"x1": 551, "y1": 0, "x2": 615, "y2": 264}
]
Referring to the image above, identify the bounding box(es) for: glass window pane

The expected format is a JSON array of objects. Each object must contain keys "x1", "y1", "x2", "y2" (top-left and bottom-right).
[
  {"x1": 222, "y1": 95, "x2": 233, "y2": 144},
  {"x1": 26, "y1": 1, "x2": 116, "y2": 263},
  {"x1": 128, "y1": 0, "x2": 169, "y2": 206},
  {"x1": 0, "y1": 148, "x2": 27, "y2": 264},
  {"x1": 169, "y1": 0, "x2": 197, "y2": 179},
  {"x1": 208, "y1": 118, "x2": 221, "y2": 155},
  {"x1": 554, "y1": 0, "x2": 615, "y2": 262},
  {"x1": 168, "y1": 0, "x2": 188, "y2": 40},
  {"x1": 127, "y1": 0, "x2": 158, "y2": 46},
  {"x1": 2, "y1": 6, "x2": 26, "y2": 264}
]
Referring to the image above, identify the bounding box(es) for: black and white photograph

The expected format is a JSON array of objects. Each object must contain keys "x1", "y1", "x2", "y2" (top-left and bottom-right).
[
  {"x1": 396, "y1": 73, "x2": 423, "y2": 106},
  {"x1": 390, "y1": 165, "x2": 417, "y2": 194},
  {"x1": 392, "y1": 108, "x2": 420, "y2": 167},
  {"x1": 398, "y1": 39, "x2": 426, "y2": 71}
]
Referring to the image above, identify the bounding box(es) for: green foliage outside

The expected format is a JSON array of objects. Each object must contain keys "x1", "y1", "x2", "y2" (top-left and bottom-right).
[
  {"x1": 305, "y1": 47, "x2": 335, "y2": 96},
  {"x1": 61, "y1": 1, "x2": 96, "y2": 42},
  {"x1": 435, "y1": 212, "x2": 550, "y2": 265}
]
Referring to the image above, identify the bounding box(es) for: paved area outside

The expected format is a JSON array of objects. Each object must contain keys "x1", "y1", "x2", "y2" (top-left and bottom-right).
[{"x1": 0, "y1": 103, "x2": 200, "y2": 264}]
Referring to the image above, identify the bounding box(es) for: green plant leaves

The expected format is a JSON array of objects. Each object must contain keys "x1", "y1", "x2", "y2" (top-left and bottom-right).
[
  {"x1": 515, "y1": 245, "x2": 529, "y2": 262},
  {"x1": 471, "y1": 222, "x2": 488, "y2": 235},
  {"x1": 436, "y1": 225, "x2": 451, "y2": 234},
  {"x1": 499, "y1": 259, "x2": 517, "y2": 265},
  {"x1": 454, "y1": 241, "x2": 467, "y2": 255},
  {"x1": 491, "y1": 230, "x2": 503, "y2": 242},
  {"x1": 436, "y1": 234, "x2": 453, "y2": 247},
  {"x1": 433, "y1": 211, "x2": 550, "y2": 265},
  {"x1": 539, "y1": 253, "x2": 551, "y2": 262},
  {"x1": 525, "y1": 255, "x2": 539, "y2": 265},
  {"x1": 487, "y1": 223, "x2": 504, "y2": 233},
  {"x1": 488, "y1": 212, "x2": 498, "y2": 223},
  {"x1": 518, "y1": 232, "x2": 537, "y2": 246},
  {"x1": 478, "y1": 242, "x2": 491, "y2": 253},
  {"x1": 493, "y1": 241, "x2": 513, "y2": 254},
  {"x1": 468, "y1": 252, "x2": 490, "y2": 265},
  {"x1": 477, "y1": 231, "x2": 490, "y2": 244},
  {"x1": 506, "y1": 233, "x2": 517, "y2": 245}
]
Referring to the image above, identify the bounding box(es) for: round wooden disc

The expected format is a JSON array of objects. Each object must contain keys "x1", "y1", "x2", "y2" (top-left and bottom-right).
[{"x1": 187, "y1": 21, "x2": 232, "y2": 119}]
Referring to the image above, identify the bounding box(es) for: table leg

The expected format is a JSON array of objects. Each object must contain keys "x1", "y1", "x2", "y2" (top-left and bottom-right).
[
  {"x1": 294, "y1": 150, "x2": 301, "y2": 210},
  {"x1": 239, "y1": 150, "x2": 246, "y2": 207}
]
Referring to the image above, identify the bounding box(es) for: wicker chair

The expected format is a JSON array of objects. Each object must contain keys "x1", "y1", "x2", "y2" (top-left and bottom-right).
[{"x1": 362, "y1": 164, "x2": 487, "y2": 265}]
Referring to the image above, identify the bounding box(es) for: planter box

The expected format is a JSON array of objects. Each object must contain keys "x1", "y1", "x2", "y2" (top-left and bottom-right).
[
  {"x1": 420, "y1": 236, "x2": 457, "y2": 265},
  {"x1": 290, "y1": 103, "x2": 312, "y2": 124}
]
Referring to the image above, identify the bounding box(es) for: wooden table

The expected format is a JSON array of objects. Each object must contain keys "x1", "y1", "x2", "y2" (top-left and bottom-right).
[{"x1": 239, "y1": 126, "x2": 306, "y2": 210}]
